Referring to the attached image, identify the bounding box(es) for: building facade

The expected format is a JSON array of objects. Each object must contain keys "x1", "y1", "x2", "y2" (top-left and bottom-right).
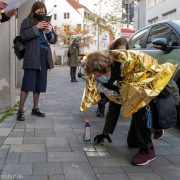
[
  {"x1": 45, "y1": 0, "x2": 111, "y2": 64},
  {"x1": 134, "y1": 0, "x2": 180, "y2": 30}
]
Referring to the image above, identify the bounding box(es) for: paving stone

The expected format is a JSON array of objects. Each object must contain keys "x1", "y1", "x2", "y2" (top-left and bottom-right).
[
  {"x1": 46, "y1": 137, "x2": 69, "y2": 148},
  {"x1": 53, "y1": 124, "x2": 72, "y2": 131},
  {"x1": 0, "y1": 149, "x2": 8, "y2": 159},
  {"x1": 96, "y1": 173, "x2": 129, "y2": 180},
  {"x1": 19, "y1": 176, "x2": 48, "y2": 180},
  {"x1": 15, "y1": 123, "x2": 26, "y2": 129},
  {"x1": 0, "y1": 136, "x2": 6, "y2": 146},
  {"x1": 49, "y1": 175, "x2": 65, "y2": 180},
  {"x1": 5, "y1": 153, "x2": 20, "y2": 164},
  {"x1": 63, "y1": 162, "x2": 97, "y2": 180},
  {"x1": 9, "y1": 144, "x2": 46, "y2": 153},
  {"x1": 154, "y1": 147, "x2": 172, "y2": 155},
  {"x1": 165, "y1": 147, "x2": 180, "y2": 155},
  {"x1": 4, "y1": 137, "x2": 23, "y2": 145},
  {"x1": 165, "y1": 155, "x2": 180, "y2": 167},
  {"x1": 55, "y1": 130, "x2": 76, "y2": 138},
  {"x1": 122, "y1": 166, "x2": 154, "y2": 173},
  {"x1": 35, "y1": 129, "x2": 55, "y2": 137},
  {"x1": 48, "y1": 152, "x2": 87, "y2": 162},
  {"x1": 149, "y1": 156, "x2": 174, "y2": 167},
  {"x1": 24, "y1": 129, "x2": 35, "y2": 137},
  {"x1": 20, "y1": 152, "x2": 47, "y2": 163},
  {"x1": 26, "y1": 121, "x2": 53, "y2": 129},
  {"x1": 8, "y1": 132, "x2": 24, "y2": 137},
  {"x1": 47, "y1": 147, "x2": 71, "y2": 152},
  {"x1": 0, "y1": 159, "x2": 5, "y2": 169},
  {"x1": 23, "y1": 137, "x2": 45, "y2": 144},
  {"x1": 33, "y1": 163, "x2": 63, "y2": 175},
  {"x1": 93, "y1": 167, "x2": 124, "y2": 174},
  {"x1": 2, "y1": 163, "x2": 32, "y2": 176},
  {"x1": 0, "y1": 128, "x2": 12, "y2": 136},
  {"x1": 13, "y1": 129, "x2": 25, "y2": 133},
  {"x1": 0, "y1": 123, "x2": 15, "y2": 128},
  {"x1": 151, "y1": 165, "x2": 180, "y2": 180},
  {"x1": 127, "y1": 173, "x2": 161, "y2": 180},
  {"x1": 89, "y1": 157, "x2": 131, "y2": 167}
]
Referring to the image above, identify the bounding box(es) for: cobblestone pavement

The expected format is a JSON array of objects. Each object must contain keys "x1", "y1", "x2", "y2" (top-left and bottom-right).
[{"x1": 0, "y1": 66, "x2": 180, "y2": 180}]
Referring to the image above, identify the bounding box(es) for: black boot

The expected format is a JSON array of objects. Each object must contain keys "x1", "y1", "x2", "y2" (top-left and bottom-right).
[
  {"x1": 96, "y1": 108, "x2": 104, "y2": 117},
  {"x1": 94, "y1": 133, "x2": 112, "y2": 144},
  {"x1": 32, "y1": 108, "x2": 45, "y2": 117},
  {"x1": 73, "y1": 67, "x2": 78, "y2": 82},
  {"x1": 70, "y1": 68, "x2": 74, "y2": 82},
  {"x1": 16, "y1": 110, "x2": 25, "y2": 121}
]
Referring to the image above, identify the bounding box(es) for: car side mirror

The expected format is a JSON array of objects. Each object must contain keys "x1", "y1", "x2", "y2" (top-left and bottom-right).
[{"x1": 152, "y1": 38, "x2": 168, "y2": 50}]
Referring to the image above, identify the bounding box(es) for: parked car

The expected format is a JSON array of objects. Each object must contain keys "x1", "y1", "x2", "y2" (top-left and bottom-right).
[{"x1": 128, "y1": 20, "x2": 180, "y2": 126}]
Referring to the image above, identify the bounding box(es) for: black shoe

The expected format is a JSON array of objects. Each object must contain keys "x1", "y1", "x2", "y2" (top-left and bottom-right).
[
  {"x1": 74, "y1": 79, "x2": 79, "y2": 82},
  {"x1": 71, "y1": 79, "x2": 75, "y2": 82},
  {"x1": 96, "y1": 108, "x2": 104, "y2": 117},
  {"x1": 94, "y1": 133, "x2": 112, "y2": 145},
  {"x1": 32, "y1": 108, "x2": 45, "y2": 117},
  {"x1": 16, "y1": 110, "x2": 25, "y2": 121}
]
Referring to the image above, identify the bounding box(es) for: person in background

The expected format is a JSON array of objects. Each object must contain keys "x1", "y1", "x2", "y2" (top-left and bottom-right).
[
  {"x1": 0, "y1": 0, "x2": 16, "y2": 23},
  {"x1": 16, "y1": 1, "x2": 57, "y2": 121},
  {"x1": 96, "y1": 38, "x2": 128, "y2": 118},
  {"x1": 68, "y1": 37, "x2": 80, "y2": 82}
]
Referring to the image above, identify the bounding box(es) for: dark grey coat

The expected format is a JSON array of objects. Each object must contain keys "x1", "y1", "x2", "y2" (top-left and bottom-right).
[
  {"x1": 67, "y1": 43, "x2": 80, "y2": 67},
  {"x1": 20, "y1": 17, "x2": 57, "y2": 69}
]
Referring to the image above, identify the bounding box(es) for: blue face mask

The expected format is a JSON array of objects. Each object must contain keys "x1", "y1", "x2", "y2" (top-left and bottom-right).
[{"x1": 97, "y1": 75, "x2": 110, "y2": 83}]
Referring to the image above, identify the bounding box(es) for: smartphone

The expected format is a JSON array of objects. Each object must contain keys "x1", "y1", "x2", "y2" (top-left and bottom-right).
[{"x1": 43, "y1": 15, "x2": 52, "y2": 23}]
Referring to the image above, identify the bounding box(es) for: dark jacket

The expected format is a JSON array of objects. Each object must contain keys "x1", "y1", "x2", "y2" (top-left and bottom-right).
[
  {"x1": 20, "y1": 17, "x2": 57, "y2": 69},
  {"x1": 0, "y1": 13, "x2": 10, "y2": 23},
  {"x1": 103, "y1": 61, "x2": 122, "y2": 92},
  {"x1": 67, "y1": 43, "x2": 80, "y2": 67}
]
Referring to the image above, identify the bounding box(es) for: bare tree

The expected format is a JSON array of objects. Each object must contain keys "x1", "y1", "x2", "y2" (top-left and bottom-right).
[{"x1": 54, "y1": 24, "x2": 94, "y2": 48}]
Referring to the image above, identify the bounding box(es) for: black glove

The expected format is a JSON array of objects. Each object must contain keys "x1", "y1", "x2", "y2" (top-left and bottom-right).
[{"x1": 94, "y1": 134, "x2": 112, "y2": 145}]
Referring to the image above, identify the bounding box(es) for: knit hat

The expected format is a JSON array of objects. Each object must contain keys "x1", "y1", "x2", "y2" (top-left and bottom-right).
[{"x1": 74, "y1": 37, "x2": 80, "y2": 42}]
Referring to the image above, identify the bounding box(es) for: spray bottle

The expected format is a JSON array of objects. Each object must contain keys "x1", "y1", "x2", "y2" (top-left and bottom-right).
[{"x1": 83, "y1": 119, "x2": 91, "y2": 141}]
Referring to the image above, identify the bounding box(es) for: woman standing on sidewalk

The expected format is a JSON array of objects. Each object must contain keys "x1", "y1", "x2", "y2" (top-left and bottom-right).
[
  {"x1": 16, "y1": 1, "x2": 57, "y2": 121},
  {"x1": 67, "y1": 38, "x2": 80, "y2": 82}
]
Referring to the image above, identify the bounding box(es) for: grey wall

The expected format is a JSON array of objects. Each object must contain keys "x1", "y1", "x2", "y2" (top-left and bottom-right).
[
  {"x1": 0, "y1": 0, "x2": 36, "y2": 113},
  {"x1": 134, "y1": 0, "x2": 147, "y2": 30},
  {"x1": 0, "y1": 18, "x2": 16, "y2": 113}
]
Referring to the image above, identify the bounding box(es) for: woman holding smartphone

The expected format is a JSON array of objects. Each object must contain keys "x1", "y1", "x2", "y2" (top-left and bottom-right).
[{"x1": 16, "y1": 1, "x2": 57, "y2": 121}]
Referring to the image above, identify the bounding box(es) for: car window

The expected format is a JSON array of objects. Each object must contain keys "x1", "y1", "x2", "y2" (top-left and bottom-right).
[
  {"x1": 146, "y1": 25, "x2": 172, "y2": 48},
  {"x1": 168, "y1": 31, "x2": 178, "y2": 46},
  {"x1": 129, "y1": 28, "x2": 149, "y2": 49}
]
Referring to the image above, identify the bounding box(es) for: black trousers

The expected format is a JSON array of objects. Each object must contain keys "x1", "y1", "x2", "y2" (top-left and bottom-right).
[
  {"x1": 98, "y1": 93, "x2": 108, "y2": 114},
  {"x1": 102, "y1": 100, "x2": 156, "y2": 150},
  {"x1": 127, "y1": 101, "x2": 157, "y2": 149},
  {"x1": 70, "y1": 67, "x2": 77, "y2": 81},
  {"x1": 102, "y1": 101, "x2": 121, "y2": 134}
]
